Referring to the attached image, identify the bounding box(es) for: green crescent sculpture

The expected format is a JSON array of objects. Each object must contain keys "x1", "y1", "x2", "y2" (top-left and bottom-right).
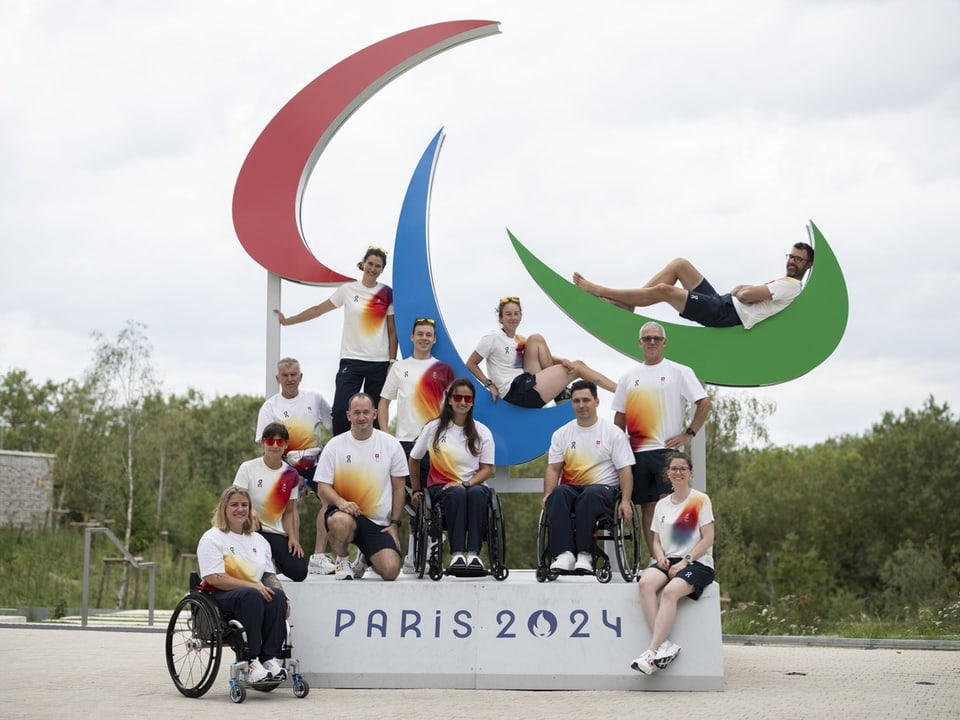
[{"x1": 509, "y1": 221, "x2": 847, "y2": 387}]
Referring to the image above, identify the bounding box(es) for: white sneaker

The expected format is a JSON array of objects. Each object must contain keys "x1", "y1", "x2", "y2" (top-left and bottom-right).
[
  {"x1": 466, "y1": 552, "x2": 484, "y2": 571},
  {"x1": 308, "y1": 553, "x2": 335, "y2": 575},
  {"x1": 654, "y1": 640, "x2": 681, "y2": 668},
  {"x1": 402, "y1": 555, "x2": 417, "y2": 574},
  {"x1": 334, "y1": 556, "x2": 354, "y2": 580},
  {"x1": 246, "y1": 658, "x2": 270, "y2": 683},
  {"x1": 262, "y1": 657, "x2": 286, "y2": 679},
  {"x1": 630, "y1": 649, "x2": 658, "y2": 675},
  {"x1": 351, "y1": 553, "x2": 368, "y2": 579},
  {"x1": 574, "y1": 551, "x2": 594, "y2": 572},
  {"x1": 550, "y1": 551, "x2": 575, "y2": 572}
]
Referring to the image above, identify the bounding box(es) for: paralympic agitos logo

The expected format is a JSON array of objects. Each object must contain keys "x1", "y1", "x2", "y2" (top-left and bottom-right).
[{"x1": 232, "y1": 20, "x2": 848, "y2": 464}]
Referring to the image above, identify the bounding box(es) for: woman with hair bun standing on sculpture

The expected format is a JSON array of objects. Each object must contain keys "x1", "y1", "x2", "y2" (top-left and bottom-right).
[{"x1": 275, "y1": 246, "x2": 397, "y2": 436}]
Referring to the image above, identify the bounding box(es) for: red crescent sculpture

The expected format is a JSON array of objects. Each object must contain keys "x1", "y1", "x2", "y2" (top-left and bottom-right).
[{"x1": 232, "y1": 20, "x2": 501, "y2": 285}]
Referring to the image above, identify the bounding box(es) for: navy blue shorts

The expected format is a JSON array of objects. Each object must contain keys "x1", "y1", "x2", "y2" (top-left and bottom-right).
[
  {"x1": 649, "y1": 558, "x2": 716, "y2": 600},
  {"x1": 680, "y1": 278, "x2": 742, "y2": 328},
  {"x1": 503, "y1": 372, "x2": 546, "y2": 408},
  {"x1": 324, "y1": 507, "x2": 400, "y2": 559},
  {"x1": 631, "y1": 449, "x2": 672, "y2": 505}
]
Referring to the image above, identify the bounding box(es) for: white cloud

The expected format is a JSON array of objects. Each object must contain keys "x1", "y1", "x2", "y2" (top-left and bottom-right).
[{"x1": 2, "y1": 0, "x2": 959, "y2": 449}]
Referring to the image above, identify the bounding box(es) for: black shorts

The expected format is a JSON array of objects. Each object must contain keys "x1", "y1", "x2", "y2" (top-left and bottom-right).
[
  {"x1": 324, "y1": 507, "x2": 400, "y2": 559},
  {"x1": 650, "y1": 558, "x2": 716, "y2": 600},
  {"x1": 503, "y1": 372, "x2": 546, "y2": 408},
  {"x1": 631, "y1": 449, "x2": 672, "y2": 505},
  {"x1": 680, "y1": 278, "x2": 742, "y2": 328}
]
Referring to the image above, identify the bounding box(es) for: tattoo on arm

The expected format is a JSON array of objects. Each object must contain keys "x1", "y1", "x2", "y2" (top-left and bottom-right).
[{"x1": 261, "y1": 572, "x2": 282, "y2": 590}]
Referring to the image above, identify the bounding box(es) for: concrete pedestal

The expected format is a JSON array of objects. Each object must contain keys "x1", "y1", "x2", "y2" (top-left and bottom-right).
[{"x1": 283, "y1": 570, "x2": 723, "y2": 691}]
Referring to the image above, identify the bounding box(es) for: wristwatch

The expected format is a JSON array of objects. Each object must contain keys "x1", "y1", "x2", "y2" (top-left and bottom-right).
[
  {"x1": 685, "y1": 426, "x2": 696, "y2": 437},
  {"x1": 390, "y1": 518, "x2": 402, "y2": 527},
  {"x1": 683, "y1": 554, "x2": 693, "y2": 563},
  {"x1": 461, "y1": 480, "x2": 470, "y2": 489}
]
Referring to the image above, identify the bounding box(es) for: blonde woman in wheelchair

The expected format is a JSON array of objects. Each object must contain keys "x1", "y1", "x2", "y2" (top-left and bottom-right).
[{"x1": 197, "y1": 486, "x2": 291, "y2": 683}]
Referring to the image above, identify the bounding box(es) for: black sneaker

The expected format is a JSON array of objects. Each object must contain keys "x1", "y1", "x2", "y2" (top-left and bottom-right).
[{"x1": 554, "y1": 386, "x2": 573, "y2": 405}]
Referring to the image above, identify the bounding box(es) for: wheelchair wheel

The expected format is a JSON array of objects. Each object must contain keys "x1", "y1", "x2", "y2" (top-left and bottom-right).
[
  {"x1": 412, "y1": 491, "x2": 429, "y2": 579},
  {"x1": 487, "y1": 489, "x2": 509, "y2": 581},
  {"x1": 614, "y1": 505, "x2": 643, "y2": 582},
  {"x1": 166, "y1": 593, "x2": 223, "y2": 698},
  {"x1": 293, "y1": 676, "x2": 310, "y2": 698},
  {"x1": 230, "y1": 682, "x2": 246, "y2": 704},
  {"x1": 596, "y1": 564, "x2": 613, "y2": 584}
]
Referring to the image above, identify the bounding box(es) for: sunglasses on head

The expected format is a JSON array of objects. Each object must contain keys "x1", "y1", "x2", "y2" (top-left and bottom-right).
[
  {"x1": 367, "y1": 245, "x2": 388, "y2": 255},
  {"x1": 263, "y1": 437, "x2": 287, "y2": 447},
  {"x1": 451, "y1": 393, "x2": 474, "y2": 404},
  {"x1": 415, "y1": 317, "x2": 436, "y2": 325},
  {"x1": 499, "y1": 296, "x2": 520, "y2": 304}
]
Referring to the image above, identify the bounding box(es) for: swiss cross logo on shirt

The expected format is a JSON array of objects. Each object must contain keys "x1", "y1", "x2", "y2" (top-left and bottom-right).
[
  {"x1": 595, "y1": 440, "x2": 601, "y2": 447},
  {"x1": 375, "y1": 453, "x2": 380, "y2": 461}
]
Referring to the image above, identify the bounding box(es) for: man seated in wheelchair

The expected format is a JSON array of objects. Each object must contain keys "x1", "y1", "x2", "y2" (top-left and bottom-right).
[
  {"x1": 197, "y1": 486, "x2": 291, "y2": 683},
  {"x1": 409, "y1": 378, "x2": 495, "y2": 573},
  {"x1": 542, "y1": 380, "x2": 635, "y2": 573}
]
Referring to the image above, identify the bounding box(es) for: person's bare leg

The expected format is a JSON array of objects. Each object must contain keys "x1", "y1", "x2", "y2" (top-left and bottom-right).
[
  {"x1": 314, "y1": 505, "x2": 329, "y2": 555},
  {"x1": 573, "y1": 258, "x2": 705, "y2": 312},
  {"x1": 522, "y1": 334, "x2": 556, "y2": 374},
  {"x1": 370, "y1": 547, "x2": 401, "y2": 581},
  {"x1": 567, "y1": 360, "x2": 617, "y2": 393},
  {"x1": 648, "y1": 578, "x2": 692, "y2": 651},
  {"x1": 325, "y1": 513, "x2": 356, "y2": 558},
  {"x1": 641, "y1": 502, "x2": 657, "y2": 564},
  {"x1": 638, "y1": 568, "x2": 669, "y2": 630}
]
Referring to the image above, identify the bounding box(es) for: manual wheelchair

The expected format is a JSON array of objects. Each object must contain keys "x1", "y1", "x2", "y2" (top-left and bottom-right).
[
  {"x1": 410, "y1": 485, "x2": 509, "y2": 581},
  {"x1": 165, "y1": 573, "x2": 310, "y2": 703},
  {"x1": 536, "y1": 490, "x2": 642, "y2": 583}
]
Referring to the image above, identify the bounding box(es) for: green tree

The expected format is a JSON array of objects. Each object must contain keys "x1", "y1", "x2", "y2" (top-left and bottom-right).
[{"x1": 0, "y1": 369, "x2": 61, "y2": 452}]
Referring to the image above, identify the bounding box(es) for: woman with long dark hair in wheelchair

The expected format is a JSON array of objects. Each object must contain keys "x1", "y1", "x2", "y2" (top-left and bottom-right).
[
  {"x1": 197, "y1": 486, "x2": 290, "y2": 683},
  {"x1": 409, "y1": 378, "x2": 495, "y2": 572}
]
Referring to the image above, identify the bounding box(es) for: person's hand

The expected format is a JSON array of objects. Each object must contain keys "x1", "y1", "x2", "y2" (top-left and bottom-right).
[
  {"x1": 288, "y1": 538, "x2": 304, "y2": 558},
  {"x1": 656, "y1": 556, "x2": 670, "y2": 571},
  {"x1": 337, "y1": 500, "x2": 361, "y2": 516},
  {"x1": 410, "y1": 490, "x2": 422, "y2": 508},
  {"x1": 618, "y1": 500, "x2": 633, "y2": 522},
  {"x1": 489, "y1": 384, "x2": 500, "y2": 403},
  {"x1": 251, "y1": 510, "x2": 262, "y2": 531},
  {"x1": 257, "y1": 583, "x2": 275, "y2": 602},
  {"x1": 664, "y1": 432, "x2": 691, "y2": 450},
  {"x1": 273, "y1": 308, "x2": 287, "y2": 325}
]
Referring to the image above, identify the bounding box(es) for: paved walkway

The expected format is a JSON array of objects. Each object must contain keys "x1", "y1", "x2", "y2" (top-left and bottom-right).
[{"x1": 3, "y1": 626, "x2": 958, "y2": 719}]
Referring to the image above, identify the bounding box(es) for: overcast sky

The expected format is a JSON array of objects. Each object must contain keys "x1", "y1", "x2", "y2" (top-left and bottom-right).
[{"x1": 2, "y1": 0, "x2": 959, "y2": 448}]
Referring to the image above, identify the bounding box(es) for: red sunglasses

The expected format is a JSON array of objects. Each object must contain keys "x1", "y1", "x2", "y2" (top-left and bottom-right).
[
  {"x1": 451, "y1": 393, "x2": 474, "y2": 404},
  {"x1": 263, "y1": 437, "x2": 287, "y2": 447}
]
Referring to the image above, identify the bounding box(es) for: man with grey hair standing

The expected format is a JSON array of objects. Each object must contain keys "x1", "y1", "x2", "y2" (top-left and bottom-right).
[
  {"x1": 256, "y1": 357, "x2": 334, "y2": 574},
  {"x1": 612, "y1": 322, "x2": 712, "y2": 562}
]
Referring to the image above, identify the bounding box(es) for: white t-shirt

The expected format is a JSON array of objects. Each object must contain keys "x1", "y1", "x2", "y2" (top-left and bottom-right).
[
  {"x1": 547, "y1": 418, "x2": 635, "y2": 487},
  {"x1": 315, "y1": 429, "x2": 408, "y2": 526},
  {"x1": 732, "y1": 277, "x2": 802, "y2": 330},
  {"x1": 328, "y1": 281, "x2": 395, "y2": 360},
  {"x1": 197, "y1": 527, "x2": 275, "y2": 586},
  {"x1": 379, "y1": 357, "x2": 455, "y2": 440},
  {"x1": 233, "y1": 458, "x2": 300, "y2": 536},
  {"x1": 651, "y1": 489, "x2": 715, "y2": 569},
  {"x1": 612, "y1": 359, "x2": 707, "y2": 453},
  {"x1": 255, "y1": 390, "x2": 332, "y2": 475},
  {"x1": 474, "y1": 327, "x2": 525, "y2": 396},
  {"x1": 409, "y1": 419, "x2": 495, "y2": 488}
]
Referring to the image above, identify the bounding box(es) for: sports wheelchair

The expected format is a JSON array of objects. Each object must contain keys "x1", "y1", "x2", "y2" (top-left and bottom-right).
[
  {"x1": 410, "y1": 485, "x2": 509, "y2": 581},
  {"x1": 165, "y1": 573, "x2": 309, "y2": 703},
  {"x1": 536, "y1": 490, "x2": 642, "y2": 583}
]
